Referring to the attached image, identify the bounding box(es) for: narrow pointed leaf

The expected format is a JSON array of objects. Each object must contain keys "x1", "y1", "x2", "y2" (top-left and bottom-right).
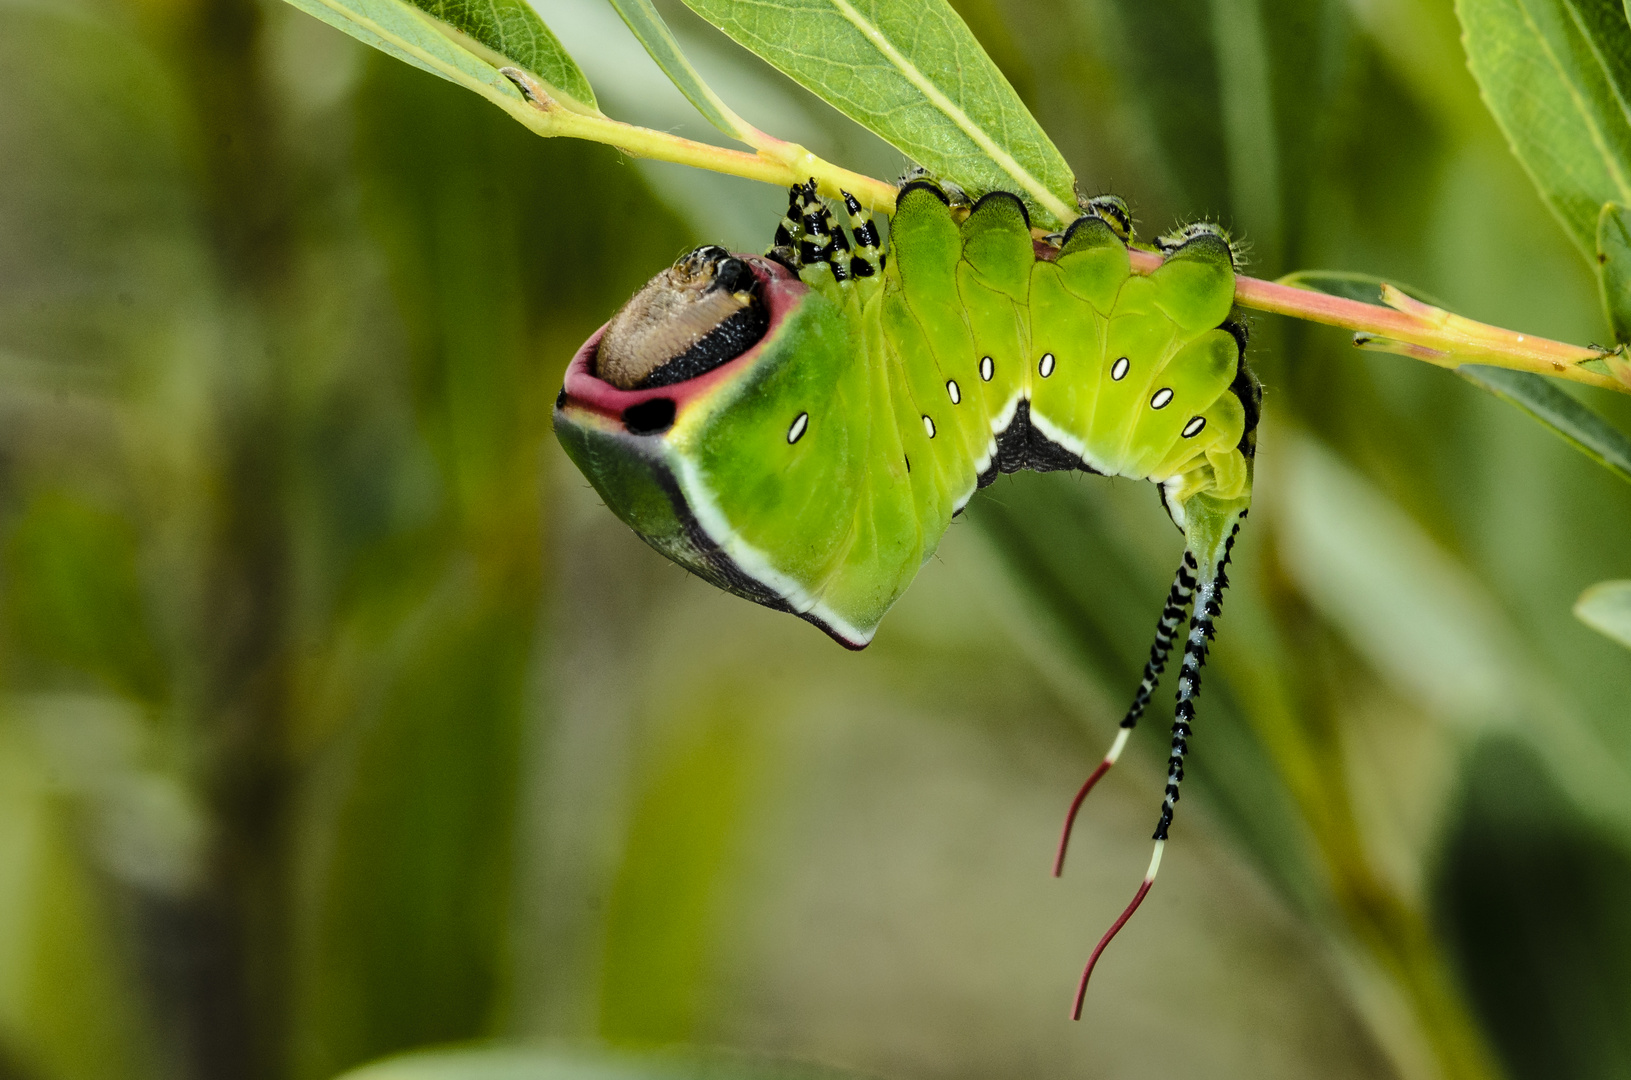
[
  {"x1": 1575, "y1": 579, "x2": 1631, "y2": 648},
  {"x1": 1598, "y1": 200, "x2": 1631, "y2": 342},
  {"x1": 680, "y1": 0, "x2": 1077, "y2": 225},
  {"x1": 1457, "y1": 0, "x2": 1631, "y2": 259},
  {"x1": 281, "y1": 0, "x2": 597, "y2": 114},
  {"x1": 607, "y1": 0, "x2": 754, "y2": 141},
  {"x1": 1282, "y1": 270, "x2": 1631, "y2": 485},
  {"x1": 413, "y1": 0, "x2": 596, "y2": 108}
]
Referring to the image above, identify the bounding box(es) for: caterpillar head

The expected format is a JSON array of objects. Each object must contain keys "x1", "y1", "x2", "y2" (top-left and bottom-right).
[
  {"x1": 595, "y1": 245, "x2": 768, "y2": 390},
  {"x1": 554, "y1": 249, "x2": 869, "y2": 645}
]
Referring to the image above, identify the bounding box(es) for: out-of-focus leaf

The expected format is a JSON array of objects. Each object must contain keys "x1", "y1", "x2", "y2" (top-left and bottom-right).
[
  {"x1": 16, "y1": 694, "x2": 205, "y2": 897},
  {"x1": 336, "y1": 1045, "x2": 881, "y2": 1080},
  {"x1": 606, "y1": 0, "x2": 752, "y2": 141},
  {"x1": 4, "y1": 493, "x2": 167, "y2": 704},
  {"x1": 1439, "y1": 739, "x2": 1631, "y2": 1080},
  {"x1": 680, "y1": 0, "x2": 1077, "y2": 224},
  {"x1": 278, "y1": 0, "x2": 597, "y2": 122},
  {"x1": 600, "y1": 703, "x2": 753, "y2": 1043},
  {"x1": 0, "y1": 719, "x2": 160, "y2": 1080},
  {"x1": 1457, "y1": 0, "x2": 1631, "y2": 259},
  {"x1": 1459, "y1": 364, "x2": 1631, "y2": 485},
  {"x1": 1280, "y1": 270, "x2": 1631, "y2": 486},
  {"x1": 1574, "y1": 579, "x2": 1631, "y2": 647},
  {"x1": 1275, "y1": 434, "x2": 1631, "y2": 848},
  {"x1": 1597, "y1": 200, "x2": 1631, "y2": 342},
  {"x1": 1275, "y1": 435, "x2": 1522, "y2": 719}
]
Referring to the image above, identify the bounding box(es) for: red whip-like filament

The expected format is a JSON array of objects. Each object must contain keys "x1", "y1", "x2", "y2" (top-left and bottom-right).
[{"x1": 1052, "y1": 758, "x2": 1113, "y2": 877}]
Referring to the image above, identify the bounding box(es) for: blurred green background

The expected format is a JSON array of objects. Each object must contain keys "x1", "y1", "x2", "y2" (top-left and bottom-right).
[{"x1": 2, "y1": 0, "x2": 1630, "y2": 1078}]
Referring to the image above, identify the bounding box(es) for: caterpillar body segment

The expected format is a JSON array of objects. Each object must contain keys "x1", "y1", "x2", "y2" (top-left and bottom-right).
[
  {"x1": 555, "y1": 180, "x2": 1255, "y2": 647},
  {"x1": 554, "y1": 178, "x2": 1259, "y2": 1007}
]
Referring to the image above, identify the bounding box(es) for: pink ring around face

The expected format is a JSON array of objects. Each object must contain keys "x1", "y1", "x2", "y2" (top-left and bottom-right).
[{"x1": 559, "y1": 256, "x2": 808, "y2": 422}]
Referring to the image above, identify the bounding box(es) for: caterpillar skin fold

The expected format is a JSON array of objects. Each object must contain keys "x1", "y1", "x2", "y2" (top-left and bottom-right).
[{"x1": 554, "y1": 178, "x2": 1262, "y2": 1008}]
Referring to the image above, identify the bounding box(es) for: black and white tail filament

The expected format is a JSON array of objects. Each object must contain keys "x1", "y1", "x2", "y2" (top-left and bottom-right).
[{"x1": 1057, "y1": 523, "x2": 1240, "y2": 1019}]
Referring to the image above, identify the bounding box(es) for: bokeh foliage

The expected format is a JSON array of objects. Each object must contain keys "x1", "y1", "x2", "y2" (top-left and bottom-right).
[{"x1": 2, "y1": 1, "x2": 1631, "y2": 1080}]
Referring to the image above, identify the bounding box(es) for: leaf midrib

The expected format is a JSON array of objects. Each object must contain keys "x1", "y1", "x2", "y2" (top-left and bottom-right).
[
  {"x1": 1513, "y1": 0, "x2": 1631, "y2": 205},
  {"x1": 822, "y1": 0, "x2": 1073, "y2": 222}
]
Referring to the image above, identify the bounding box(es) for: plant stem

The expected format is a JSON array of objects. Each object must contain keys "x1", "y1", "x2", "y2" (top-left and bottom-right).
[
  {"x1": 1120, "y1": 248, "x2": 1623, "y2": 393},
  {"x1": 498, "y1": 69, "x2": 898, "y2": 213}
]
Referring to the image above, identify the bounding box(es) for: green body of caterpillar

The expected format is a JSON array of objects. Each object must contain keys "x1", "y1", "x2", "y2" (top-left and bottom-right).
[
  {"x1": 554, "y1": 178, "x2": 1262, "y2": 1006},
  {"x1": 555, "y1": 182, "x2": 1256, "y2": 646}
]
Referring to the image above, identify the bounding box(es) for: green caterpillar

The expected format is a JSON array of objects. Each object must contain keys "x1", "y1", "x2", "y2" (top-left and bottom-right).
[{"x1": 554, "y1": 178, "x2": 1261, "y2": 1014}]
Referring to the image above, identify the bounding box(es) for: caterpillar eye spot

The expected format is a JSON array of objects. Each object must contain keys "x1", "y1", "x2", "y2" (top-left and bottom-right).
[
  {"x1": 595, "y1": 246, "x2": 769, "y2": 391},
  {"x1": 622, "y1": 398, "x2": 676, "y2": 435},
  {"x1": 555, "y1": 388, "x2": 567, "y2": 409}
]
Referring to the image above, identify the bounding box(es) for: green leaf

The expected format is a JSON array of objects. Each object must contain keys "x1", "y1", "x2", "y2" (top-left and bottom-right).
[
  {"x1": 599, "y1": 703, "x2": 754, "y2": 1043},
  {"x1": 278, "y1": 0, "x2": 597, "y2": 118},
  {"x1": 5, "y1": 492, "x2": 168, "y2": 704},
  {"x1": 607, "y1": 0, "x2": 754, "y2": 142},
  {"x1": 1457, "y1": 0, "x2": 1631, "y2": 260},
  {"x1": 1280, "y1": 270, "x2": 1631, "y2": 485},
  {"x1": 1575, "y1": 579, "x2": 1631, "y2": 647},
  {"x1": 1457, "y1": 363, "x2": 1631, "y2": 484},
  {"x1": 335, "y1": 1045, "x2": 882, "y2": 1080},
  {"x1": 409, "y1": 0, "x2": 597, "y2": 109},
  {"x1": 679, "y1": 0, "x2": 1077, "y2": 225},
  {"x1": 1597, "y1": 200, "x2": 1631, "y2": 341}
]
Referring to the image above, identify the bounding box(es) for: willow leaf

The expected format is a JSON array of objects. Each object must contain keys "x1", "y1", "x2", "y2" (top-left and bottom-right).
[
  {"x1": 680, "y1": 0, "x2": 1077, "y2": 225},
  {"x1": 608, "y1": 0, "x2": 753, "y2": 141},
  {"x1": 1575, "y1": 579, "x2": 1631, "y2": 648},
  {"x1": 1457, "y1": 0, "x2": 1631, "y2": 259},
  {"x1": 414, "y1": 0, "x2": 596, "y2": 109},
  {"x1": 1598, "y1": 200, "x2": 1631, "y2": 342},
  {"x1": 281, "y1": 0, "x2": 598, "y2": 115}
]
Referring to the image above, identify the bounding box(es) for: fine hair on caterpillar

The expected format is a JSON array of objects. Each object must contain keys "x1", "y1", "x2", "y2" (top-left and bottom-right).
[{"x1": 555, "y1": 174, "x2": 1261, "y2": 1016}]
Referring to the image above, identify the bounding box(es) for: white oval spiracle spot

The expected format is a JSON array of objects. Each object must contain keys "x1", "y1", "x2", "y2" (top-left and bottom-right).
[
  {"x1": 1039, "y1": 352, "x2": 1056, "y2": 377},
  {"x1": 1111, "y1": 356, "x2": 1130, "y2": 381},
  {"x1": 947, "y1": 379, "x2": 961, "y2": 404},
  {"x1": 980, "y1": 356, "x2": 994, "y2": 381},
  {"x1": 1181, "y1": 416, "x2": 1207, "y2": 438},
  {"x1": 787, "y1": 412, "x2": 809, "y2": 444},
  {"x1": 1150, "y1": 387, "x2": 1174, "y2": 409},
  {"x1": 923, "y1": 415, "x2": 937, "y2": 438}
]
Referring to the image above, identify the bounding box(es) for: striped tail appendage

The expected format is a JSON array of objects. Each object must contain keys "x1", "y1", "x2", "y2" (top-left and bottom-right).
[
  {"x1": 1067, "y1": 520, "x2": 1240, "y2": 1019},
  {"x1": 1052, "y1": 551, "x2": 1199, "y2": 876}
]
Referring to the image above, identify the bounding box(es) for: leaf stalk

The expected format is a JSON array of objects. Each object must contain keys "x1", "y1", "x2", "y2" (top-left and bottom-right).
[
  {"x1": 497, "y1": 68, "x2": 897, "y2": 212},
  {"x1": 1124, "y1": 248, "x2": 1624, "y2": 393}
]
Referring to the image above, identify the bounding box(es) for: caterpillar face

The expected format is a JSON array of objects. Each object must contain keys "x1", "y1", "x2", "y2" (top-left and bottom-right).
[
  {"x1": 595, "y1": 245, "x2": 769, "y2": 390},
  {"x1": 554, "y1": 251, "x2": 858, "y2": 636}
]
